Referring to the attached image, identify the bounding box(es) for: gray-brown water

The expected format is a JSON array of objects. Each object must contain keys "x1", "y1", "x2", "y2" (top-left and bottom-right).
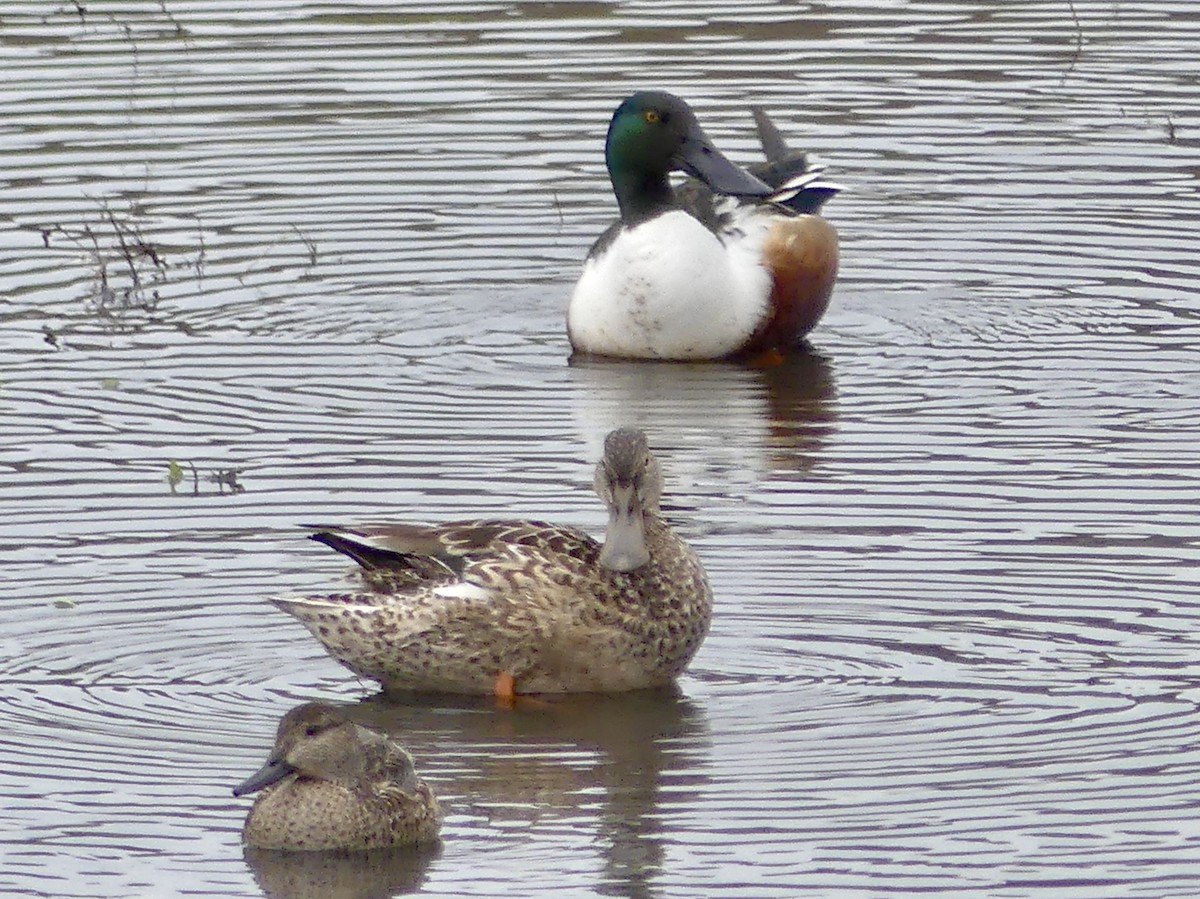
[{"x1": 2, "y1": 1, "x2": 1198, "y2": 896}]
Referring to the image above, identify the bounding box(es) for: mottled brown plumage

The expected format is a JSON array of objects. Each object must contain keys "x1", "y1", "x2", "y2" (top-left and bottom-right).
[
  {"x1": 271, "y1": 428, "x2": 712, "y2": 695},
  {"x1": 234, "y1": 702, "x2": 442, "y2": 851}
]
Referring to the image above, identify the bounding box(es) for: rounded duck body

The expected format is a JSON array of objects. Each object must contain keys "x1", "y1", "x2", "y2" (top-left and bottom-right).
[
  {"x1": 567, "y1": 90, "x2": 840, "y2": 362},
  {"x1": 270, "y1": 429, "x2": 712, "y2": 698},
  {"x1": 234, "y1": 702, "x2": 442, "y2": 851}
]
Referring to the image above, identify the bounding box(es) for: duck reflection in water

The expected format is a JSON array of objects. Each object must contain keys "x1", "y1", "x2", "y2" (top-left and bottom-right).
[
  {"x1": 568, "y1": 348, "x2": 837, "y2": 486},
  {"x1": 357, "y1": 686, "x2": 710, "y2": 899},
  {"x1": 243, "y1": 842, "x2": 439, "y2": 899}
]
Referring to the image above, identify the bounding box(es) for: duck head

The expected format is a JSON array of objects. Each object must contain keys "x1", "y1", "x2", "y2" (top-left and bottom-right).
[
  {"x1": 604, "y1": 90, "x2": 773, "y2": 224},
  {"x1": 233, "y1": 702, "x2": 374, "y2": 797},
  {"x1": 594, "y1": 428, "x2": 664, "y2": 572}
]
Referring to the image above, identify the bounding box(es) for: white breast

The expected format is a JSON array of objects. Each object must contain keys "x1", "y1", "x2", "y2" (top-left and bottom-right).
[{"x1": 567, "y1": 210, "x2": 772, "y2": 360}]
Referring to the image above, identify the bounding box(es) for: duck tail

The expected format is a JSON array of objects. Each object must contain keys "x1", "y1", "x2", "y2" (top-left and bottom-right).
[
  {"x1": 750, "y1": 106, "x2": 791, "y2": 163},
  {"x1": 270, "y1": 592, "x2": 382, "y2": 619},
  {"x1": 309, "y1": 530, "x2": 400, "y2": 570},
  {"x1": 305, "y1": 527, "x2": 463, "y2": 578},
  {"x1": 768, "y1": 167, "x2": 844, "y2": 215}
]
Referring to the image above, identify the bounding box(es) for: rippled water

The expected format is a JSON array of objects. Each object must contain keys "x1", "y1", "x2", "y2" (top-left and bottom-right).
[{"x1": 2, "y1": 1, "x2": 1199, "y2": 896}]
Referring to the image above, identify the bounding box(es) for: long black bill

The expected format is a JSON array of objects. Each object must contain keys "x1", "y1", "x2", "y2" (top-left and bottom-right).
[{"x1": 675, "y1": 130, "x2": 773, "y2": 198}]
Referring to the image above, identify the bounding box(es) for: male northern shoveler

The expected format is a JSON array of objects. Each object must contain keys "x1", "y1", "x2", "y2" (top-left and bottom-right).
[
  {"x1": 233, "y1": 702, "x2": 442, "y2": 851},
  {"x1": 567, "y1": 91, "x2": 841, "y2": 361},
  {"x1": 270, "y1": 428, "x2": 712, "y2": 698}
]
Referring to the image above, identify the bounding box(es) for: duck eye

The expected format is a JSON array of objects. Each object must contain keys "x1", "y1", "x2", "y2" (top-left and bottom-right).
[
  {"x1": 643, "y1": 109, "x2": 660, "y2": 124},
  {"x1": 304, "y1": 725, "x2": 319, "y2": 737}
]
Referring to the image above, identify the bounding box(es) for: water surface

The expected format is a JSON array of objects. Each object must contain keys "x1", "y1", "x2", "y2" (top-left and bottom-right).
[{"x1": 2, "y1": 1, "x2": 1199, "y2": 897}]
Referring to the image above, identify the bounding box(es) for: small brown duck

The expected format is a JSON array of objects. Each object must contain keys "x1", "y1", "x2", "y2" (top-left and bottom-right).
[
  {"x1": 233, "y1": 702, "x2": 442, "y2": 851},
  {"x1": 270, "y1": 428, "x2": 712, "y2": 699}
]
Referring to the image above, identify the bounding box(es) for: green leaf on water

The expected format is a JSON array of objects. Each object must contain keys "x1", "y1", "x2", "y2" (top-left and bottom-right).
[
  {"x1": 100, "y1": 377, "x2": 120, "y2": 389},
  {"x1": 54, "y1": 598, "x2": 78, "y2": 609},
  {"x1": 167, "y1": 459, "x2": 184, "y2": 492}
]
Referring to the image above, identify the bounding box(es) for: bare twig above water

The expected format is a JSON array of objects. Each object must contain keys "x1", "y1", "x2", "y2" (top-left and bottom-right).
[
  {"x1": 37, "y1": 199, "x2": 209, "y2": 338},
  {"x1": 156, "y1": 0, "x2": 188, "y2": 36},
  {"x1": 51, "y1": 0, "x2": 189, "y2": 38},
  {"x1": 42, "y1": 200, "x2": 169, "y2": 322},
  {"x1": 209, "y1": 468, "x2": 246, "y2": 495},
  {"x1": 291, "y1": 226, "x2": 319, "y2": 267},
  {"x1": 551, "y1": 189, "x2": 565, "y2": 229},
  {"x1": 1062, "y1": 0, "x2": 1084, "y2": 79}
]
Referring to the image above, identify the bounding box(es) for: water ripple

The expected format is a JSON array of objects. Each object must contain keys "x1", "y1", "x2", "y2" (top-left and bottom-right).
[{"x1": 2, "y1": 1, "x2": 1199, "y2": 897}]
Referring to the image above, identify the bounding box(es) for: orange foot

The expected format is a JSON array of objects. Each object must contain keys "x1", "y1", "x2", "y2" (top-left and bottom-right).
[
  {"x1": 744, "y1": 346, "x2": 787, "y2": 368},
  {"x1": 493, "y1": 670, "x2": 517, "y2": 708}
]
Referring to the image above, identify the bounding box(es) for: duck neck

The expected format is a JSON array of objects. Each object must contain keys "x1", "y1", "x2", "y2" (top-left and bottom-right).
[
  {"x1": 631, "y1": 510, "x2": 673, "y2": 560},
  {"x1": 642, "y1": 510, "x2": 669, "y2": 545},
  {"x1": 611, "y1": 168, "x2": 676, "y2": 226}
]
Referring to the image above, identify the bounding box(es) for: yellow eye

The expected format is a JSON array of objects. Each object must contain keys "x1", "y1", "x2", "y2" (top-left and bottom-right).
[{"x1": 643, "y1": 109, "x2": 660, "y2": 124}]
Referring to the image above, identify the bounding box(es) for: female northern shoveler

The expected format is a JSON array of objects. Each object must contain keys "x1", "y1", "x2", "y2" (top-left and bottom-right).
[
  {"x1": 567, "y1": 90, "x2": 841, "y2": 362},
  {"x1": 270, "y1": 428, "x2": 711, "y2": 699},
  {"x1": 233, "y1": 702, "x2": 442, "y2": 851}
]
